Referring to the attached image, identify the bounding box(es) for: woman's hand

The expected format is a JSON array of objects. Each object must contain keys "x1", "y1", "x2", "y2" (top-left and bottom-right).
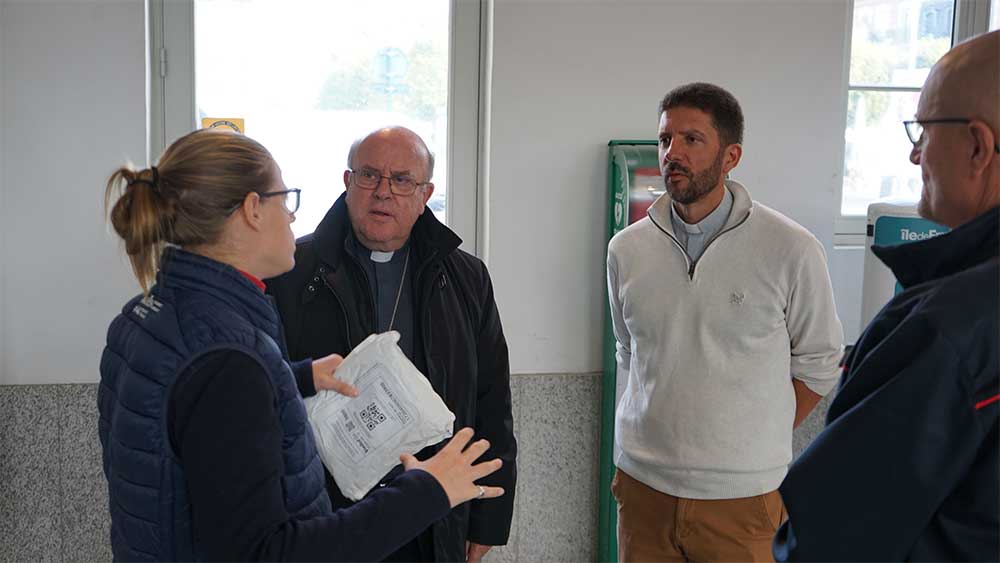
[
  {"x1": 311, "y1": 353, "x2": 358, "y2": 397},
  {"x1": 401, "y1": 427, "x2": 504, "y2": 508}
]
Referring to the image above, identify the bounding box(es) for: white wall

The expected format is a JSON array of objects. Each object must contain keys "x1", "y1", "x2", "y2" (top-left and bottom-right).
[
  {"x1": 0, "y1": 0, "x2": 145, "y2": 384},
  {"x1": 486, "y1": 0, "x2": 859, "y2": 374},
  {"x1": 1, "y1": 0, "x2": 7, "y2": 382},
  {"x1": 0, "y1": 0, "x2": 869, "y2": 384},
  {"x1": 831, "y1": 246, "x2": 864, "y2": 342}
]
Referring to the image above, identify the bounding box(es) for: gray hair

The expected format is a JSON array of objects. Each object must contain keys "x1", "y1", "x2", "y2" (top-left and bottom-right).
[{"x1": 346, "y1": 128, "x2": 436, "y2": 180}]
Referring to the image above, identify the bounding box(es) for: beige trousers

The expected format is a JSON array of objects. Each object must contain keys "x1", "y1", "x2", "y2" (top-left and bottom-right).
[{"x1": 613, "y1": 468, "x2": 786, "y2": 562}]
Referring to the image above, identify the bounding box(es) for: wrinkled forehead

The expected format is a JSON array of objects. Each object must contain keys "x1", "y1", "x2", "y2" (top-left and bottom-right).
[
  {"x1": 353, "y1": 135, "x2": 429, "y2": 175},
  {"x1": 657, "y1": 106, "x2": 716, "y2": 136}
]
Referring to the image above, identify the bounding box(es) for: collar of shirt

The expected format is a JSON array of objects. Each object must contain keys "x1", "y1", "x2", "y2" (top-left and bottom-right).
[
  {"x1": 670, "y1": 185, "x2": 734, "y2": 241},
  {"x1": 345, "y1": 228, "x2": 410, "y2": 265}
]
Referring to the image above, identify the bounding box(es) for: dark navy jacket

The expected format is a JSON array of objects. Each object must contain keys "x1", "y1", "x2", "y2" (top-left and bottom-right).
[
  {"x1": 774, "y1": 208, "x2": 1000, "y2": 561},
  {"x1": 98, "y1": 248, "x2": 331, "y2": 561}
]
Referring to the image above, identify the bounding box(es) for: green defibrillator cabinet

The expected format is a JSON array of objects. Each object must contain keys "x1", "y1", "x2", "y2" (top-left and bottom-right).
[{"x1": 599, "y1": 141, "x2": 659, "y2": 562}]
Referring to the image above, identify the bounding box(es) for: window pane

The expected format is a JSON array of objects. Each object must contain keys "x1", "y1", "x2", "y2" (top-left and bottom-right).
[
  {"x1": 849, "y1": 0, "x2": 953, "y2": 87},
  {"x1": 195, "y1": 0, "x2": 450, "y2": 238},
  {"x1": 842, "y1": 89, "x2": 923, "y2": 216},
  {"x1": 992, "y1": 0, "x2": 1000, "y2": 31}
]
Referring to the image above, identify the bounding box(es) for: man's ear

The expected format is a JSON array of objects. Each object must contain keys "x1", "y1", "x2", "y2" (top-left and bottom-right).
[
  {"x1": 968, "y1": 120, "x2": 997, "y2": 178},
  {"x1": 419, "y1": 183, "x2": 435, "y2": 214},
  {"x1": 723, "y1": 144, "x2": 743, "y2": 174},
  {"x1": 239, "y1": 191, "x2": 265, "y2": 231},
  {"x1": 343, "y1": 169, "x2": 352, "y2": 190}
]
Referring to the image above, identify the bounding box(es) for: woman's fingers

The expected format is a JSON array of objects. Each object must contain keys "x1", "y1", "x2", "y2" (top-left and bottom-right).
[
  {"x1": 441, "y1": 427, "x2": 475, "y2": 455},
  {"x1": 325, "y1": 376, "x2": 358, "y2": 397},
  {"x1": 469, "y1": 458, "x2": 503, "y2": 481},
  {"x1": 311, "y1": 353, "x2": 357, "y2": 396},
  {"x1": 462, "y1": 438, "x2": 491, "y2": 462},
  {"x1": 475, "y1": 486, "x2": 505, "y2": 500},
  {"x1": 313, "y1": 353, "x2": 343, "y2": 373},
  {"x1": 404, "y1": 428, "x2": 507, "y2": 508},
  {"x1": 400, "y1": 453, "x2": 419, "y2": 469}
]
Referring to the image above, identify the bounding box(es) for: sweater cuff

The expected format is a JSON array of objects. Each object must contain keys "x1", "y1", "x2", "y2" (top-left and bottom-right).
[
  {"x1": 393, "y1": 469, "x2": 451, "y2": 521},
  {"x1": 291, "y1": 359, "x2": 316, "y2": 398},
  {"x1": 792, "y1": 367, "x2": 840, "y2": 397}
]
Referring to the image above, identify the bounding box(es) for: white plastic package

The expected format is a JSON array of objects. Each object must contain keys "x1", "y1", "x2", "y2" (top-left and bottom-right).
[{"x1": 303, "y1": 331, "x2": 455, "y2": 501}]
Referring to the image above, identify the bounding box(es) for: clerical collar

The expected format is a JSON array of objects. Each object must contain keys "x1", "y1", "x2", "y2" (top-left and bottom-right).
[
  {"x1": 347, "y1": 228, "x2": 410, "y2": 264},
  {"x1": 370, "y1": 250, "x2": 394, "y2": 263},
  {"x1": 671, "y1": 186, "x2": 733, "y2": 235}
]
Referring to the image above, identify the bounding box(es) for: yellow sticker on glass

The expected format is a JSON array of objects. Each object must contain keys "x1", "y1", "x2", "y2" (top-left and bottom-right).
[{"x1": 201, "y1": 117, "x2": 245, "y2": 134}]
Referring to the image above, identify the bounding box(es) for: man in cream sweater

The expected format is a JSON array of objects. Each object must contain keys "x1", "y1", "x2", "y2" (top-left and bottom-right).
[{"x1": 607, "y1": 82, "x2": 843, "y2": 562}]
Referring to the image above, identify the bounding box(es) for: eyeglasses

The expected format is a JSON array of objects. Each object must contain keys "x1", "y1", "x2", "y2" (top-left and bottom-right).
[
  {"x1": 260, "y1": 188, "x2": 301, "y2": 214},
  {"x1": 348, "y1": 168, "x2": 430, "y2": 196},
  {"x1": 903, "y1": 119, "x2": 1000, "y2": 154}
]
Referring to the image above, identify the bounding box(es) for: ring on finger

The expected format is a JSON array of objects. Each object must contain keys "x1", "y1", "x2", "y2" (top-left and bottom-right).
[{"x1": 477, "y1": 485, "x2": 485, "y2": 499}]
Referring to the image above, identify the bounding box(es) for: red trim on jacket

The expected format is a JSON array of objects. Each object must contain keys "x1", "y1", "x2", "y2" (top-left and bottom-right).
[
  {"x1": 975, "y1": 394, "x2": 1000, "y2": 410},
  {"x1": 237, "y1": 269, "x2": 266, "y2": 292}
]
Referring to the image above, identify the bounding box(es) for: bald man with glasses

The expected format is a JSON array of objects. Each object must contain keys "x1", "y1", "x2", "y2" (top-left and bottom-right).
[{"x1": 774, "y1": 30, "x2": 1000, "y2": 562}]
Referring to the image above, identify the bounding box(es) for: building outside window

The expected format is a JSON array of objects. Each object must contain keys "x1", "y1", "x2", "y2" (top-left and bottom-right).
[
  {"x1": 838, "y1": 0, "x2": 996, "y2": 232},
  {"x1": 194, "y1": 0, "x2": 451, "y2": 238},
  {"x1": 841, "y1": 0, "x2": 953, "y2": 217}
]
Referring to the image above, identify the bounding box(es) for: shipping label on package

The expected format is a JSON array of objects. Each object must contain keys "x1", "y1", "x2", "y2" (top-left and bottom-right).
[
  {"x1": 328, "y1": 365, "x2": 414, "y2": 463},
  {"x1": 304, "y1": 331, "x2": 456, "y2": 500}
]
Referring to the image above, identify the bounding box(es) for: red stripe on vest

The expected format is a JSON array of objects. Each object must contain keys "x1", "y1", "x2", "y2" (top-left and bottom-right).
[{"x1": 975, "y1": 394, "x2": 1000, "y2": 410}]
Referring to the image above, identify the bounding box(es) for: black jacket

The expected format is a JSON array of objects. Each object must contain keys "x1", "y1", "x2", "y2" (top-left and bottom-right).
[
  {"x1": 267, "y1": 194, "x2": 517, "y2": 561},
  {"x1": 774, "y1": 207, "x2": 999, "y2": 561}
]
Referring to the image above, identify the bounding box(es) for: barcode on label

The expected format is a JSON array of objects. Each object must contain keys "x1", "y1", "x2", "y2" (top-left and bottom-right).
[{"x1": 359, "y1": 402, "x2": 387, "y2": 431}]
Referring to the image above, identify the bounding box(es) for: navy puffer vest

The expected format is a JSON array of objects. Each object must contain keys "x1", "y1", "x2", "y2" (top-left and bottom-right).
[{"x1": 98, "y1": 248, "x2": 330, "y2": 561}]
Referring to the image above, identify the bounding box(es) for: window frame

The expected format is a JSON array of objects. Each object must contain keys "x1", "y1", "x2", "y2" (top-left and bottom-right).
[
  {"x1": 148, "y1": 0, "x2": 488, "y2": 256},
  {"x1": 834, "y1": 0, "x2": 993, "y2": 246}
]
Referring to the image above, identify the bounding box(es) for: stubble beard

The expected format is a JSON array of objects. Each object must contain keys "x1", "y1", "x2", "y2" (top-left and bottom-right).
[{"x1": 664, "y1": 149, "x2": 725, "y2": 205}]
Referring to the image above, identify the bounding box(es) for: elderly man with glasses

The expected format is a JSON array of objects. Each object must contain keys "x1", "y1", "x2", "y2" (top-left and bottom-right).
[
  {"x1": 774, "y1": 30, "x2": 1000, "y2": 562},
  {"x1": 267, "y1": 126, "x2": 516, "y2": 563}
]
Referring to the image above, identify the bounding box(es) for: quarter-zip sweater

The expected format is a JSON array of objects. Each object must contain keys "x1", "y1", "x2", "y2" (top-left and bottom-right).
[
  {"x1": 607, "y1": 180, "x2": 844, "y2": 499},
  {"x1": 670, "y1": 185, "x2": 733, "y2": 262}
]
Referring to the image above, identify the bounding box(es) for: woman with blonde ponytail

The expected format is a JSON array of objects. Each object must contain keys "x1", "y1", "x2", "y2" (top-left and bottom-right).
[
  {"x1": 104, "y1": 165, "x2": 174, "y2": 292},
  {"x1": 98, "y1": 129, "x2": 504, "y2": 562}
]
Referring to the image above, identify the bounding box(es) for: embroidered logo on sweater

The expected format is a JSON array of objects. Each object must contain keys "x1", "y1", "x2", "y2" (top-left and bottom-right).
[{"x1": 730, "y1": 291, "x2": 745, "y2": 306}]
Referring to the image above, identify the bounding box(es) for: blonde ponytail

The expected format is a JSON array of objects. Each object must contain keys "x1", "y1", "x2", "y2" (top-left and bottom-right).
[
  {"x1": 104, "y1": 129, "x2": 276, "y2": 293},
  {"x1": 104, "y1": 166, "x2": 174, "y2": 293}
]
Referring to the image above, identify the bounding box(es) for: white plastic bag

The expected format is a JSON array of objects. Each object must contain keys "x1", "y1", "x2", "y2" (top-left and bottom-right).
[{"x1": 303, "y1": 331, "x2": 455, "y2": 501}]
